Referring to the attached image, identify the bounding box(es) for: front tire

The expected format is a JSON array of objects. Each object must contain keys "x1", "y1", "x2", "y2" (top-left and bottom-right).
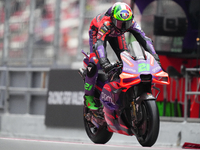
[
  {"x1": 136, "y1": 100, "x2": 160, "y2": 147},
  {"x1": 83, "y1": 106, "x2": 113, "y2": 144}
]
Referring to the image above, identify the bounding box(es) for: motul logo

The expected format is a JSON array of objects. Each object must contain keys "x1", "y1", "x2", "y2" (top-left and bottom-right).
[{"x1": 101, "y1": 92, "x2": 115, "y2": 105}]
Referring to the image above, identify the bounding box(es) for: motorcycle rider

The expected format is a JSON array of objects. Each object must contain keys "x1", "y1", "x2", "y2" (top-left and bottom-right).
[{"x1": 84, "y1": 2, "x2": 161, "y2": 110}]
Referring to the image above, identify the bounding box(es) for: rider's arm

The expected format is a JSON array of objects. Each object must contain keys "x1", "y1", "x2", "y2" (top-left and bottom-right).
[
  {"x1": 128, "y1": 21, "x2": 156, "y2": 55},
  {"x1": 94, "y1": 20, "x2": 113, "y2": 73},
  {"x1": 128, "y1": 21, "x2": 161, "y2": 66}
]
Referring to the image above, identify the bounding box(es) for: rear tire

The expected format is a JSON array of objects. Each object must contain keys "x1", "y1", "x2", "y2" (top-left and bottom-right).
[
  {"x1": 136, "y1": 100, "x2": 160, "y2": 147},
  {"x1": 83, "y1": 106, "x2": 113, "y2": 144}
]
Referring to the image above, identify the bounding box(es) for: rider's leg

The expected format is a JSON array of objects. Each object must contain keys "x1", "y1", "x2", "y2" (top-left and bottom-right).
[
  {"x1": 84, "y1": 62, "x2": 99, "y2": 110},
  {"x1": 84, "y1": 28, "x2": 99, "y2": 110}
]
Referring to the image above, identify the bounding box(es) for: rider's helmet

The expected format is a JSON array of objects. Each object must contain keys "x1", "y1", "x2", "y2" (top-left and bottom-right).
[{"x1": 111, "y1": 2, "x2": 134, "y2": 32}]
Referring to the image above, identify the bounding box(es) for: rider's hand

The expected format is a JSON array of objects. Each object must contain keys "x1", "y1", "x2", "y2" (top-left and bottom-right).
[{"x1": 102, "y1": 63, "x2": 113, "y2": 73}]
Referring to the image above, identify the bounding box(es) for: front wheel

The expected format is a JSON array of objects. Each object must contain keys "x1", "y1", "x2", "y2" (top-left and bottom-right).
[
  {"x1": 83, "y1": 106, "x2": 113, "y2": 144},
  {"x1": 136, "y1": 100, "x2": 160, "y2": 147}
]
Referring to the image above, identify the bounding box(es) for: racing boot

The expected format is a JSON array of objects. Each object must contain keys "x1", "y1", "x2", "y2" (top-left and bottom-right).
[{"x1": 84, "y1": 95, "x2": 98, "y2": 110}]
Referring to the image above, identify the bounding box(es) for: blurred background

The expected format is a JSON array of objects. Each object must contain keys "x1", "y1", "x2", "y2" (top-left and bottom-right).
[{"x1": 0, "y1": 0, "x2": 198, "y2": 67}]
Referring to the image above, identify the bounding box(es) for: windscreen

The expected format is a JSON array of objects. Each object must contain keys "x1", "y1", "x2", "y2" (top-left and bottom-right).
[{"x1": 128, "y1": 41, "x2": 145, "y2": 60}]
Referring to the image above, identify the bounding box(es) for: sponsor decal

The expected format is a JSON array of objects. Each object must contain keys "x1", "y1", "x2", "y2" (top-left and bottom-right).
[
  {"x1": 100, "y1": 29, "x2": 105, "y2": 34},
  {"x1": 101, "y1": 92, "x2": 115, "y2": 105},
  {"x1": 152, "y1": 66, "x2": 160, "y2": 73},
  {"x1": 124, "y1": 67, "x2": 136, "y2": 73},
  {"x1": 98, "y1": 31, "x2": 103, "y2": 35},
  {"x1": 48, "y1": 91, "x2": 84, "y2": 105}
]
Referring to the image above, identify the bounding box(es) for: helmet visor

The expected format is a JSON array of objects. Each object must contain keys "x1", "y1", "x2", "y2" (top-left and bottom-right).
[{"x1": 112, "y1": 17, "x2": 133, "y2": 32}]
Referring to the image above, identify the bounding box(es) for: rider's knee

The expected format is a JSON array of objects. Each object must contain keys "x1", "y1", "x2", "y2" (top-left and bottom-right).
[{"x1": 87, "y1": 62, "x2": 97, "y2": 78}]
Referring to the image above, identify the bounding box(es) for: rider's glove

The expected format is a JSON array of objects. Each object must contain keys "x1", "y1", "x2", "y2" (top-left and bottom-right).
[
  {"x1": 99, "y1": 57, "x2": 114, "y2": 73},
  {"x1": 102, "y1": 62, "x2": 113, "y2": 73},
  {"x1": 153, "y1": 54, "x2": 161, "y2": 67}
]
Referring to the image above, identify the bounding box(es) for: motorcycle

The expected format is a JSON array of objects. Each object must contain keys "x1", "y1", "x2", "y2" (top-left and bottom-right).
[{"x1": 78, "y1": 41, "x2": 170, "y2": 147}]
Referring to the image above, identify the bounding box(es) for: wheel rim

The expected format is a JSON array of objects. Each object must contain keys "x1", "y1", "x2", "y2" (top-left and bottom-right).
[{"x1": 137, "y1": 102, "x2": 150, "y2": 142}]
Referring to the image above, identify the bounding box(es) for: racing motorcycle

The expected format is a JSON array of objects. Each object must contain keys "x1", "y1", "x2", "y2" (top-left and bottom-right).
[{"x1": 78, "y1": 41, "x2": 170, "y2": 147}]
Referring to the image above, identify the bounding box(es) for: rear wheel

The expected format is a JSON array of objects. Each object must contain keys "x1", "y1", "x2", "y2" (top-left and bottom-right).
[
  {"x1": 83, "y1": 105, "x2": 113, "y2": 144},
  {"x1": 136, "y1": 100, "x2": 160, "y2": 147}
]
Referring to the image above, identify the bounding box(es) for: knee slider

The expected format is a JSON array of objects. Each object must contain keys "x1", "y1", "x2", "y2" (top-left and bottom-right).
[{"x1": 87, "y1": 63, "x2": 97, "y2": 78}]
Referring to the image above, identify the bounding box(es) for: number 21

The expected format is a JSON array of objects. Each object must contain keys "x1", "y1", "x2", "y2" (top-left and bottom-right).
[{"x1": 138, "y1": 63, "x2": 150, "y2": 72}]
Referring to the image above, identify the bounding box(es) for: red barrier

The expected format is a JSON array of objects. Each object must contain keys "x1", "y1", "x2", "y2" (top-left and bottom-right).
[{"x1": 182, "y1": 142, "x2": 200, "y2": 149}]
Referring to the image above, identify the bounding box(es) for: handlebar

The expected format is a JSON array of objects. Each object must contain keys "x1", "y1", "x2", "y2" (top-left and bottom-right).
[
  {"x1": 106, "y1": 61, "x2": 123, "y2": 80},
  {"x1": 109, "y1": 61, "x2": 122, "y2": 73}
]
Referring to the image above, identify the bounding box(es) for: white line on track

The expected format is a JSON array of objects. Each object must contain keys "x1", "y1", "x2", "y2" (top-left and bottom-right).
[{"x1": 0, "y1": 137, "x2": 183, "y2": 150}]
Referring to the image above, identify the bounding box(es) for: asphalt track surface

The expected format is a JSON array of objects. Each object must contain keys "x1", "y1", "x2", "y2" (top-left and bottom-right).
[{"x1": 0, "y1": 137, "x2": 193, "y2": 150}]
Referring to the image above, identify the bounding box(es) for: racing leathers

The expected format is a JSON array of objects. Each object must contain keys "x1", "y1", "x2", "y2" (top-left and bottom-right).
[{"x1": 84, "y1": 7, "x2": 161, "y2": 108}]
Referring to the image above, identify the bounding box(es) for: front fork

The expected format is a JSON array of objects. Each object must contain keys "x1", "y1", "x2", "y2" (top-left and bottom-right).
[
  {"x1": 131, "y1": 101, "x2": 137, "y2": 122},
  {"x1": 131, "y1": 100, "x2": 144, "y2": 126},
  {"x1": 130, "y1": 85, "x2": 160, "y2": 126}
]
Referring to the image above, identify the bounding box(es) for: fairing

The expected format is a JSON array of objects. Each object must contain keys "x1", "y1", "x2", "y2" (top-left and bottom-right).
[
  {"x1": 81, "y1": 47, "x2": 170, "y2": 136},
  {"x1": 118, "y1": 50, "x2": 170, "y2": 87},
  {"x1": 100, "y1": 50, "x2": 169, "y2": 135}
]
